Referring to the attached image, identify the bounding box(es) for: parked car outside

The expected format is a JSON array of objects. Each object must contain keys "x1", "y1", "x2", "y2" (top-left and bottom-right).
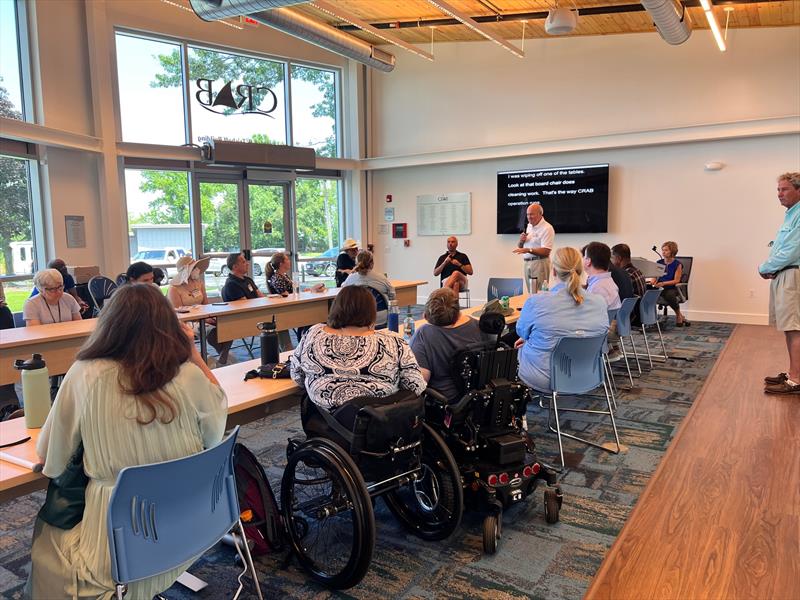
[
  {"x1": 132, "y1": 248, "x2": 187, "y2": 265},
  {"x1": 302, "y1": 247, "x2": 339, "y2": 278},
  {"x1": 208, "y1": 248, "x2": 283, "y2": 278}
]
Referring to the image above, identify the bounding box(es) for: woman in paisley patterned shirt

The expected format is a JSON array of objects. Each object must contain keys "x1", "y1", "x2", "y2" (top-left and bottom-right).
[{"x1": 291, "y1": 286, "x2": 426, "y2": 411}]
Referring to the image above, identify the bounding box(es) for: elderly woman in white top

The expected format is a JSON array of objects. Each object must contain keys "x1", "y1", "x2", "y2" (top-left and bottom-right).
[
  {"x1": 167, "y1": 255, "x2": 232, "y2": 365},
  {"x1": 22, "y1": 269, "x2": 82, "y2": 326}
]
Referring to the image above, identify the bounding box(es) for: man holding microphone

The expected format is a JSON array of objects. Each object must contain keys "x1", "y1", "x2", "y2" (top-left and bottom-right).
[
  {"x1": 513, "y1": 203, "x2": 555, "y2": 292},
  {"x1": 434, "y1": 236, "x2": 473, "y2": 294}
]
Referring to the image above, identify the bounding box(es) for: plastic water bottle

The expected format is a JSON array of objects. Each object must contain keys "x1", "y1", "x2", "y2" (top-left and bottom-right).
[
  {"x1": 541, "y1": 279, "x2": 549, "y2": 292},
  {"x1": 403, "y1": 308, "x2": 415, "y2": 341},
  {"x1": 387, "y1": 300, "x2": 399, "y2": 332},
  {"x1": 14, "y1": 354, "x2": 50, "y2": 428}
]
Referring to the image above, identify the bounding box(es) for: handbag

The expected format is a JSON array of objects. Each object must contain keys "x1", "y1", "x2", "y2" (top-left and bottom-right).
[
  {"x1": 37, "y1": 443, "x2": 88, "y2": 530},
  {"x1": 244, "y1": 360, "x2": 292, "y2": 381}
]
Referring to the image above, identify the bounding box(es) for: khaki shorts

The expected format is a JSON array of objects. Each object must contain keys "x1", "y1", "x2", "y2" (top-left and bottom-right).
[
  {"x1": 769, "y1": 268, "x2": 800, "y2": 331},
  {"x1": 523, "y1": 258, "x2": 551, "y2": 292}
]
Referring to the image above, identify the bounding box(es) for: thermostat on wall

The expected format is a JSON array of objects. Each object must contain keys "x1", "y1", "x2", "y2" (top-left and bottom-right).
[{"x1": 392, "y1": 223, "x2": 407, "y2": 238}]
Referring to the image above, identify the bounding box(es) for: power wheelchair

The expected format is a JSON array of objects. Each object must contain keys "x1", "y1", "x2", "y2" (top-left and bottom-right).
[
  {"x1": 280, "y1": 389, "x2": 463, "y2": 589},
  {"x1": 424, "y1": 313, "x2": 562, "y2": 554}
]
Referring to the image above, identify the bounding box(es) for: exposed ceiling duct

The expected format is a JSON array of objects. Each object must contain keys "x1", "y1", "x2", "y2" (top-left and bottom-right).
[
  {"x1": 640, "y1": 0, "x2": 692, "y2": 45},
  {"x1": 188, "y1": 0, "x2": 396, "y2": 72},
  {"x1": 187, "y1": 0, "x2": 309, "y2": 21}
]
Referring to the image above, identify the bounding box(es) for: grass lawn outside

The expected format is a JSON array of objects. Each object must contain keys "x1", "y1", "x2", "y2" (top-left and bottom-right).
[{"x1": 3, "y1": 289, "x2": 32, "y2": 314}]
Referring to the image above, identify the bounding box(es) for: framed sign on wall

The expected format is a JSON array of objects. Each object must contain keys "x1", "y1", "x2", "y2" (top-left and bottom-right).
[{"x1": 416, "y1": 193, "x2": 471, "y2": 236}]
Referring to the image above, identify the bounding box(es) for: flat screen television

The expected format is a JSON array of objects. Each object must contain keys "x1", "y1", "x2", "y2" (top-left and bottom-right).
[{"x1": 497, "y1": 164, "x2": 609, "y2": 234}]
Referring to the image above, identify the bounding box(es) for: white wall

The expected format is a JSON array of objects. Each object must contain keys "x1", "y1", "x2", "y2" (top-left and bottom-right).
[
  {"x1": 370, "y1": 27, "x2": 800, "y2": 157},
  {"x1": 367, "y1": 27, "x2": 800, "y2": 324}
]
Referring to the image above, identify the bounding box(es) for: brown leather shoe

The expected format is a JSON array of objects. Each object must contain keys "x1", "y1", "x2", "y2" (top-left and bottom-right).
[
  {"x1": 764, "y1": 380, "x2": 800, "y2": 395},
  {"x1": 764, "y1": 372, "x2": 789, "y2": 385}
]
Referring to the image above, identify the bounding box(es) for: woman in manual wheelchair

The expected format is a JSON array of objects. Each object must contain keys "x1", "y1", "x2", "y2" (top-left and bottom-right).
[
  {"x1": 412, "y1": 289, "x2": 562, "y2": 554},
  {"x1": 285, "y1": 286, "x2": 463, "y2": 589}
]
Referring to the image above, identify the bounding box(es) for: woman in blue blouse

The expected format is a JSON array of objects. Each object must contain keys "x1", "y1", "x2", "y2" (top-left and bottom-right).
[
  {"x1": 515, "y1": 246, "x2": 609, "y2": 392},
  {"x1": 653, "y1": 240, "x2": 690, "y2": 327}
]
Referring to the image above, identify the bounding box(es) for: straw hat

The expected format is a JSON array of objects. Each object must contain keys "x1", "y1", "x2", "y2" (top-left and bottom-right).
[
  {"x1": 172, "y1": 255, "x2": 210, "y2": 285},
  {"x1": 341, "y1": 239, "x2": 359, "y2": 250}
]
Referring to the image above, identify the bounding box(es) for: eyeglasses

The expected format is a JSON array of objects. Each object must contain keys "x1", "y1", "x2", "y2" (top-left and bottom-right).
[{"x1": 43, "y1": 285, "x2": 64, "y2": 293}]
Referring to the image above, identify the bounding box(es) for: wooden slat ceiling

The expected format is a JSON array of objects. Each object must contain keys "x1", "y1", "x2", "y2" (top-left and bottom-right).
[{"x1": 293, "y1": 1, "x2": 799, "y2": 45}]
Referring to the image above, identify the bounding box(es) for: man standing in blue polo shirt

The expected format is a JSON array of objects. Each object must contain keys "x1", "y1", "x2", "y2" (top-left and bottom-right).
[{"x1": 761, "y1": 173, "x2": 800, "y2": 396}]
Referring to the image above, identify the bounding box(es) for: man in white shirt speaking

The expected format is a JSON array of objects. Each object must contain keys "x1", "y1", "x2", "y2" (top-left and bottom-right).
[{"x1": 513, "y1": 202, "x2": 555, "y2": 292}]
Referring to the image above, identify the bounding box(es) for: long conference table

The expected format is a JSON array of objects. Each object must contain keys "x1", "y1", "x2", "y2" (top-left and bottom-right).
[
  {"x1": 0, "y1": 280, "x2": 425, "y2": 386},
  {"x1": 0, "y1": 291, "x2": 530, "y2": 502}
]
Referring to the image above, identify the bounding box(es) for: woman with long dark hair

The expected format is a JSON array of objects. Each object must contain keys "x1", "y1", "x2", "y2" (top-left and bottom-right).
[{"x1": 28, "y1": 284, "x2": 226, "y2": 599}]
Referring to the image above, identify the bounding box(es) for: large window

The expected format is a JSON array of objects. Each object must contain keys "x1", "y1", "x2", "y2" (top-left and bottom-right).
[
  {"x1": 116, "y1": 34, "x2": 186, "y2": 145},
  {"x1": 0, "y1": 0, "x2": 24, "y2": 121},
  {"x1": 1, "y1": 1, "x2": 39, "y2": 306},
  {"x1": 296, "y1": 178, "x2": 341, "y2": 283},
  {"x1": 291, "y1": 66, "x2": 338, "y2": 158},
  {"x1": 115, "y1": 32, "x2": 341, "y2": 157},
  {"x1": 124, "y1": 168, "x2": 192, "y2": 283}
]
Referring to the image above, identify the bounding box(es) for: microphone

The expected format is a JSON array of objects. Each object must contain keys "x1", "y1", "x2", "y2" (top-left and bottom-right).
[{"x1": 651, "y1": 245, "x2": 662, "y2": 259}]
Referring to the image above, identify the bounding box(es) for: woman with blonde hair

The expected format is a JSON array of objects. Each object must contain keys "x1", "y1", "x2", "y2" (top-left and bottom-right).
[
  {"x1": 28, "y1": 284, "x2": 226, "y2": 598},
  {"x1": 515, "y1": 246, "x2": 609, "y2": 391}
]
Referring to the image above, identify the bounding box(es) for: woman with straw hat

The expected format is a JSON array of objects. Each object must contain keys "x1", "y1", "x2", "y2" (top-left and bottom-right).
[{"x1": 168, "y1": 255, "x2": 232, "y2": 365}]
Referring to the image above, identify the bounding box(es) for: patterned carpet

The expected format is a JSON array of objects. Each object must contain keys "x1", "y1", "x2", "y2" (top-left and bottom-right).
[{"x1": 0, "y1": 319, "x2": 734, "y2": 599}]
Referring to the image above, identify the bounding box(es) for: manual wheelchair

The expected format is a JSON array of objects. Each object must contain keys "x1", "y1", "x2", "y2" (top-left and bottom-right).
[
  {"x1": 280, "y1": 390, "x2": 463, "y2": 589},
  {"x1": 424, "y1": 315, "x2": 562, "y2": 554}
]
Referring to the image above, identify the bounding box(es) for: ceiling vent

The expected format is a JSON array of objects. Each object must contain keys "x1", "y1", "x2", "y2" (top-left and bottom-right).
[
  {"x1": 545, "y1": 6, "x2": 578, "y2": 35},
  {"x1": 640, "y1": 0, "x2": 692, "y2": 45},
  {"x1": 189, "y1": 0, "x2": 396, "y2": 72}
]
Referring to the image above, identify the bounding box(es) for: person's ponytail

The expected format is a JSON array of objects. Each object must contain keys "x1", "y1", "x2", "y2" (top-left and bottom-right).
[
  {"x1": 551, "y1": 246, "x2": 584, "y2": 305},
  {"x1": 567, "y1": 269, "x2": 583, "y2": 305}
]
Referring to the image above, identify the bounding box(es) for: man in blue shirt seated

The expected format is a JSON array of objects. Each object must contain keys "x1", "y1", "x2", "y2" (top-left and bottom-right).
[
  {"x1": 583, "y1": 242, "x2": 622, "y2": 360},
  {"x1": 221, "y1": 252, "x2": 264, "y2": 301},
  {"x1": 761, "y1": 172, "x2": 800, "y2": 395}
]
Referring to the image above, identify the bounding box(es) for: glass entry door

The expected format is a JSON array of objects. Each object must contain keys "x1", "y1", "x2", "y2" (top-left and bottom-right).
[
  {"x1": 195, "y1": 178, "x2": 243, "y2": 296},
  {"x1": 247, "y1": 182, "x2": 291, "y2": 285}
]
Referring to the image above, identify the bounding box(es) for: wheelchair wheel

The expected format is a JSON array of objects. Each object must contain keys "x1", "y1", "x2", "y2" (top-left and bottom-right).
[
  {"x1": 544, "y1": 486, "x2": 561, "y2": 524},
  {"x1": 281, "y1": 437, "x2": 375, "y2": 589},
  {"x1": 482, "y1": 514, "x2": 501, "y2": 554},
  {"x1": 383, "y1": 423, "x2": 463, "y2": 541}
]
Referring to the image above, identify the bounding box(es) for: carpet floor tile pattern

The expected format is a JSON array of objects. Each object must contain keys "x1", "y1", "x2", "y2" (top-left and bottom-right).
[{"x1": 0, "y1": 319, "x2": 733, "y2": 599}]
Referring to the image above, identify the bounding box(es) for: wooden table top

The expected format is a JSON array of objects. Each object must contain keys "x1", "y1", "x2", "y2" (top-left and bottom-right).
[
  {"x1": 585, "y1": 324, "x2": 799, "y2": 600},
  {"x1": 0, "y1": 280, "x2": 427, "y2": 349},
  {"x1": 0, "y1": 358, "x2": 299, "y2": 498}
]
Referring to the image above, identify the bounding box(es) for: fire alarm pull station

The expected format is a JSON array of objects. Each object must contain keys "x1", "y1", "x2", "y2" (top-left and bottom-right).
[{"x1": 392, "y1": 223, "x2": 407, "y2": 239}]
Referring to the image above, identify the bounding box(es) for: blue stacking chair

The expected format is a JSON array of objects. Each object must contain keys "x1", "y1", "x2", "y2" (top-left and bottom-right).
[
  {"x1": 107, "y1": 427, "x2": 263, "y2": 600},
  {"x1": 487, "y1": 277, "x2": 524, "y2": 301},
  {"x1": 614, "y1": 297, "x2": 641, "y2": 387},
  {"x1": 638, "y1": 288, "x2": 668, "y2": 368},
  {"x1": 538, "y1": 335, "x2": 621, "y2": 471}
]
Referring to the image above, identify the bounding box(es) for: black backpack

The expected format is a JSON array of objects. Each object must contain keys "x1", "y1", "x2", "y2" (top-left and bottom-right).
[{"x1": 233, "y1": 443, "x2": 284, "y2": 555}]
